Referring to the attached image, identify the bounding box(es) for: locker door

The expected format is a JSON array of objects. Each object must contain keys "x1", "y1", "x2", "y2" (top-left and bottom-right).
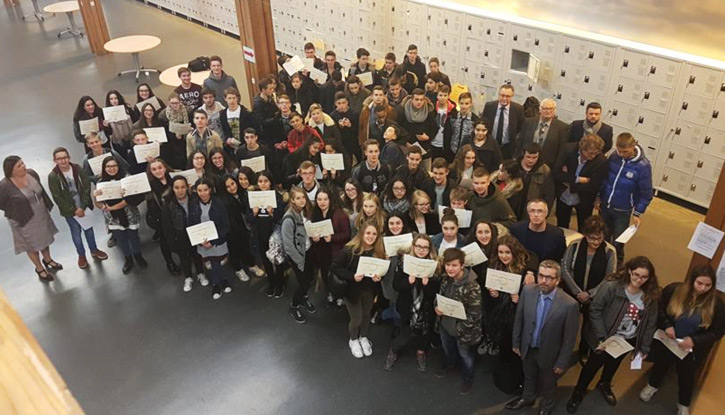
[
  {"x1": 683, "y1": 65, "x2": 723, "y2": 99},
  {"x1": 465, "y1": 38, "x2": 484, "y2": 63},
  {"x1": 580, "y1": 69, "x2": 610, "y2": 95},
  {"x1": 391, "y1": 22, "x2": 406, "y2": 42},
  {"x1": 635, "y1": 109, "x2": 667, "y2": 138},
  {"x1": 663, "y1": 143, "x2": 699, "y2": 174},
  {"x1": 641, "y1": 83, "x2": 674, "y2": 114},
  {"x1": 390, "y1": 0, "x2": 406, "y2": 22},
  {"x1": 425, "y1": 6, "x2": 445, "y2": 31},
  {"x1": 553, "y1": 60, "x2": 584, "y2": 89},
  {"x1": 645, "y1": 56, "x2": 680, "y2": 88},
  {"x1": 688, "y1": 176, "x2": 717, "y2": 206},
  {"x1": 483, "y1": 19, "x2": 508, "y2": 46},
  {"x1": 659, "y1": 167, "x2": 693, "y2": 198},
  {"x1": 462, "y1": 61, "x2": 483, "y2": 86},
  {"x1": 464, "y1": 15, "x2": 485, "y2": 39},
  {"x1": 482, "y1": 43, "x2": 504, "y2": 68},
  {"x1": 441, "y1": 36, "x2": 461, "y2": 58},
  {"x1": 694, "y1": 153, "x2": 724, "y2": 183},
  {"x1": 558, "y1": 36, "x2": 587, "y2": 65},
  {"x1": 405, "y1": 24, "x2": 422, "y2": 45},
  {"x1": 585, "y1": 42, "x2": 615, "y2": 72},
  {"x1": 440, "y1": 53, "x2": 462, "y2": 81},
  {"x1": 679, "y1": 94, "x2": 715, "y2": 125},
  {"x1": 703, "y1": 127, "x2": 725, "y2": 157},
  {"x1": 532, "y1": 29, "x2": 558, "y2": 57},
  {"x1": 608, "y1": 102, "x2": 639, "y2": 129},
  {"x1": 612, "y1": 77, "x2": 645, "y2": 106},
  {"x1": 406, "y1": 1, "x2": 424, "y2": 22},
  {"x1": 510, "y1": 25, "x2": 535, "y2": 52},
  {"x1": 505, "y1": 72, "x2": 530, "y2": 98},
  {"x1": 480, "y1": 65, "x2": 502, "y2": 88},
  {"x1": 424, "y1": 33, "x2": 443, "y2": 55},
  {"x1": 444, "y1": 10, "x2": 464, "y2": 36},
  {"x1": 635, "y1": 132, "x2": 662, "y2": 157},
  {"x1": 553, "y1": 86, "x2": 580, "y2": 114},
  {"x1": 671, "y1": 122, "x2": 707, "y2": 150},
  {"x1": 615, "y1": 49, "x2": 649, "y2": 81},
  {"x1": 709, "y1": 99, "x2": 725, "y2": 131}
]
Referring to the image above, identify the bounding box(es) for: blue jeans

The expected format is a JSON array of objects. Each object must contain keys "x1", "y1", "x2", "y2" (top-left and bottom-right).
[
  {"x1": 440, "y1": 326, "x2": 475, "y2": 382},
  {"x1": 204, "y1": 257, "x2": 230, "y2": 286},
  {"x1": 65, "y1": 216, "x2": 98, "y2": 255},
  {"x1": 600, "y1": 206, "x2": 631, "y2": 264},
  {"x1": 112, "y1": 229, "x2": 141, "y2": 257}
]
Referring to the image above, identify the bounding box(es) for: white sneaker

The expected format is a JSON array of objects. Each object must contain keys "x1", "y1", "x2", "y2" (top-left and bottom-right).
[
  {"x1": 212, "y1": 292, "x2": 222, "y2": 300},
  {"x1": 249, "y1": 265, "x2": 266, "y2": 277},
  {"x1": 197, "y1": 273, "x2": 209, "y2": 287},
  {"x1": 223, "y1": 285, "x2": 232, "y2": 293},
  {"x1": 639, "y1": 384, "x2": 659, "y2": 402},
  {"x1": 677, "y1": 404, "x2": 690, "y2": 415},
  {"x1": 359, "y1": 337, "x2": 373, "y2": 357},
  {"x1": 183, "y1": 277, "x2": 193, "y2": 292},
  {"x1": 236, "y1": 269, "x2": 250, "y2": 282},
  {"x1": 349, "y1": 338, "x2": 363, "y2": 359},
  {"x1": 336, "y1": 298, "x2": 344, "y2": 307}
]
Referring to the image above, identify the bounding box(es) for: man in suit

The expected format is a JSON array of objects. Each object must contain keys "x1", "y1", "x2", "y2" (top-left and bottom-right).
[
  {"x1": 507, "y1": 260, "x2": 579, "y2": 415},
  {"x1": 516, "y1": 98, "x2": 570, "y2": 167},
  {"x1": 553, "y1": 135, "x2": 608, "y2": 231},
  {"x1": 481, "y1": 84, "x2": 525, "y2": 160},
  {"x1": 568, "y1": 102, "x2": 613, "y2": 153}
]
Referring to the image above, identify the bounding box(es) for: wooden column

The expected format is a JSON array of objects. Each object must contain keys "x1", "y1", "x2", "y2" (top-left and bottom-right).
[
  {"x1": 77, "y1": 0, "x2": 110, "y2": 55},
  {"x1": 3, "y1": 0, "x2": 19, "y2": 6},
  {"x1": 234, "y1": 0, "x2": 277, "y2": 104}
]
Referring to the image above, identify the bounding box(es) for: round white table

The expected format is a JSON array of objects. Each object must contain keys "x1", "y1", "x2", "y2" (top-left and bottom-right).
[
  {"x1": 22, "y1": 0, "x2": 48, "y2": 22},
  {"x1": 104, "y1": 35, "x2": 162, "y2": 82},
  {"x1": 159, "y1": 63, "x2": 210, "y2": 87},
  {"x1": 43, "y1": 1, "x2": 83, "y2": 38}
]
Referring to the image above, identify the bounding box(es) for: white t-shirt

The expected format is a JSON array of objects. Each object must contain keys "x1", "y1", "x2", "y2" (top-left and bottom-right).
[{"x1": 439, "y1": 238, "x2": 457, "y2": 254}]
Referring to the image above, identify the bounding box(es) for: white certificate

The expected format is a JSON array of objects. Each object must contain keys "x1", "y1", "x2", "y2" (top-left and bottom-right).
[
  {"x1": 283, "y1": 55, "x2": 305, "y2": 75},
  {"x1": 716, "y1": 254, "x2": 725, "y2": 293},
  {"x1": 120, "y1": 173, "x2": 152, "y2": 196},
  {"x1": 170, "y1": 169, "x2": 200, "y2": 185},
  {"x1": 78, "y1": 118, "x2": 99, "y2": 136},
  {"x1": 304, "y1": 219, "x2": 335, "y2": 238},
  {"x1": 485, "y1": 269, "x2": 522, "y2": 295},
  {"x1": 73, "y1": 208, "x2": 95, "y2": 230},
  {"x1": 438, "y1": 206, "x2": 472, "y2": 228},
  {"x1": 383, "y1": 233, "x2": 413, "y2": 258},
  {"x1": 241, "y1": 156, "x2": 266, "y2": 173},
  {"x1": 133, "y1": 142, "x2": 160, "y2": 163},
  {"x1": 169, "y1": 122, "x2": 192, "y2": 136},
  {"x1": 309, "y1": 67, "x2": 328, "y2": 84},
  {"x1": 95, "y1": 180, "x2": 123, "y2": 201},
  {"x1": 436, "y1": 294, "x2": 467, "y2": 320},
  {"x1": 403, "y1": 254, "x2": 438, "y2": 278},
  {"x1": 597, "y1": 335, "x2": 634, "y2": 359},
  {"x1": 355, "y1": 256, "x2": 391, "y2": 277},
  {"x1": 144, "y1": 127, "x2": 168, "y2": 143},
  {"x1": 303, "y1": 57, "x2": 316, "y2": 72},
  {"x1": 135, "y1": 96, "x2": 162, "y2": 112},
  {"x1": 411, "y1": 141, "x2": 428, "y2": 155},
  {"x1": 615, "y1": 224, "x2": 639, "y2": 244},
  {"x1": 186, "y1": 221, "x2": 219, "y2": 246},
  {"x1": 687, "y1": 221, "x2": 725, "y2": 259},
  {"x1": 88, "y1": 153, "x2": 111, "y2": 176},
  {"x1": 320, "y1": 153, "x2": 345, "y2": 171},
  {"x1": 248, "y1": 190, "x2": 277, "y2": 209},
  {"x1": 653, "y1": 329, "x2": 690, "y2": 360},
  {"x1": 461, "y1": 242, "x2": 488, "y2": 267},
  {"x1": 102, "y1": 105, "x2": 128, "y2": 123},
  {"x1": 357, "y1": 71, "x2": 373, "y2": 86}
]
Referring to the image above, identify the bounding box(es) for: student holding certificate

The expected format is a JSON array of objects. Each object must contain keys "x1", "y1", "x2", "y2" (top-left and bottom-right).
[
  {"x1": 386, "y1": 233, "x2": 439, "y2": 373},
  {"x1": 235, "y1": 128, "x2": 273, "y2": 175},
  {"x1": 133, "y1": 83, "x2": 165, "y2": 118},
  {"x1": 104, "y1": 90, "x2": 135, "y2": 153},
  {"x1": 567, "y1": 256, "x2": 660, "y2": 413},
  {"x1": 283, "y1": 188, "x2": 314, "y2": 324},
  {"x1": 431, "y1": 210, "x2": 466, "y2": 254},
  {"x1": 248, "y1": 171, "x2": 286, "y2": 298},
  {"x1": 381, "y1": 177, "x2": 411, "y2": 217},
  {"x1": 158, "y1": 93, "x2": 191, "y2": 170},
  {"x1": 640, "y1": 265, "x2": 725, "y2": 415},
  {"x1": 330, "y1": 223, "x2": 387, "y2": 359},
  {"x1": 434, "y1": 248, "x2": 482, "y2": 395},
  {"x1": 81, "y1": 132, "x2": 129, "y2": 185},
  {"x1": 381, "y1": 213, "x2": 413, "y2": 313},
  {"x1": 319, "y1": 137, "x2": 350, "y2": 193},
  {"x1": 73, "y1": 95, "x2": 111, "y2": 148},
  {"x1": 93, "y1": 157, "x2": 147, "y2": 274},
  {"x1": 188, "y1": 178, "x2": 231, "y2": 300},
  {"x1": 288, "y1": 73, "x2": 318, "y2": 118},
  {"x1": 147, "y1": 159, "x2": 180, "y2": 275},
  {"x1": 465, "y1": 219, "x2": 499, "y2": 304},
  {"x1": 187, "y1": 151, "x2": 209, "y2": 187}
]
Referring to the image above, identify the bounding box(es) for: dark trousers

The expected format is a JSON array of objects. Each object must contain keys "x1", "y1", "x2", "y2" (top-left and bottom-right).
[
  {"x1": 600, "y1": 206, "x2": 631, "y2": 264},
  {"x1": 158, "y1": 228, "x2": 174, "y2": 265},
  {"x1": 392, "y1": 325, "x2": 430, "y2": 355},
  {"x1": 172, "y1": 233, "x2": 203, "y2": 278},
  {"x1": 203, "y1": 256, "x2": 230, "y2": 286},
  {"x1": 440, "y1": 326, "x2": 475, "y2": 382},
  {"x1": 227, "y1": 229, "x2": 255, "y2": 271},
  {"x1": 500, "y1": 143, "x2": 514, "y2": 160},
  {"x1": 346, "y1": 289, "x2": 375, "y2": 339},
  {"x1": 112, "y1": 229, "x2": 141, "y2": 257},
  {"x1": 522, "y1": 348, "x2": 560, "y2": 412},
  {"x1": 556, "y1": 197, "x2": 595, "y2": 231},
  {"x1": 575, "y1": 342, "x2": 631, "y2": 392},
  {"x1": 430, "y1": 146, "x2": 446, "y2": 165},
  {"x1": 648, "y1": 341, "x2": 698, "y2": 406},
  {"x1": 290, "y1": 260, "x2": 313, "y2": 307}
]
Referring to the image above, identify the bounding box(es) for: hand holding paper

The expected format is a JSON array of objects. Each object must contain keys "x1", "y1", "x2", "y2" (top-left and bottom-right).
[
  {"x1": 436, "y1": 294, "x2": 467, "y2": 320},
  {"x1": 186, "y1": 221, "x2": 219, "y2": 246},
  {"x1": 403, "y1": 255, "x2": 438, "y2": 278},
  {"x1": 597, "y1": 335, "x2": 634, "y2": 358}
]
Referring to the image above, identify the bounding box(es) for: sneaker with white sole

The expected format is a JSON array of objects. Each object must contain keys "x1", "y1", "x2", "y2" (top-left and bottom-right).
[
  {"x1": 183, "y1": 277, "x2": 193, "y2": 292},
  {"x1": 222, "y1": 280, "x2": 232, "y2": 293},
  {"x1": 212, "y1": 285, "x2": 222, "y2": 300},
  {"x1": 349, "y1": 338, "x2": 364, "y2": 358},
  {"x1": 197, "y1": 273, "x2": 209, "y2": 287},
  {"x1": 336, "y1": 298, "x2": 344, "y2": 307},
  {"x1": 677, "y1": 404, "x2": 690, "y2": 415},
  {"x1": 236, "y1": 269, "x2": 250, "y2": 282},
  {"x1": 639, "y1": 385, "x2": 659, "y2": 402},
  {"x1": 359, "y1": 337, "x2": 373, "y2": 357},
  {"x1": 249, "y1": 265, "x2": 266, "y2": 278}
]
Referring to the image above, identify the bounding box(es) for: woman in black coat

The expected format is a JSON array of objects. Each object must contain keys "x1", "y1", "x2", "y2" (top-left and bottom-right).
[
  {"x1": 146, "y1": 159, "x2": 179, "y2": 275},
  {"x1": 219, "y1": 174, "x2": 262, "y2": 281}
]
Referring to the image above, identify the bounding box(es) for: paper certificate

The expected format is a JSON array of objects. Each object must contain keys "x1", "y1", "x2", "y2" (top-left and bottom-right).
[
  {"x1": 461, "y1": 242, "x2": 488, "y2": 267},
  {"x1": 653, "y1": 329, "x2": 690, "y2": 360},
  {"x1": 485, "y1": 269, "x2": 522, "y2": 295},
  {"x1": 615, "y1": 225, "x2": 639, "y2": 244},
  {"x1": 78, "y1": 118, "x2": 99, "y2": 136},
  {"x1": 135, "y1": 96, "x2": 162, "y2": 112},
  {"x1": 355, "y1": 257, "x2": 391, "y2": 277},
  {"x1": 437, "y1": 206, "x2": 473, "y2": 228},
  {"x1": 410, "y1": 142, "x2": 428, "y2": 155},
  {"x1": 687, "y1": 221, "x2": 725, "y2": 259},
  {"x1": 169, "y1": 122, "x2": 193, "y2": 136},
  {"x1": 597, "y1": 335, "x2": 634, "y2": 359},
  {"x1": 120, "y1": 173, "x2": 152, "y2": 196},
  {"x1": 95, "y1": 180, "x2": 122, "y2": 201},
  {"x1": 403, "y1": 254, "x2": 438, "y2": 278},
  {"x1": 102, "y1": 105, "x2": 128, "y2": 122},
  {"x1": 309, "y1": 67, "x2": 328, "y2": 84},
  {"x1": 357, "y1": 71, "x2": 373, "y2": 86},
  {"x1": 88, "y1": 153, "x2": 111, "y2": 176},
  {"x1": 186, "y1": 221, "x2": 219, "y2": 246},
  {"x1": 383, "y1": 233, "x2": 413, "y2": 257},
  {"x1": 303, "y1": 57, "x2": 316, "y2": 72},
  {"x1": 170, "y1": 169, "x2": 200, "y2": 186},
  {"x1": 133, "y1": 142, "x2": 160, "y2": 163},
  {"x1": 320, "y1": 153, "x2": 345, "y2": 171},
  {"x1": 144, "y1": 127, "x2": 168, "y2": 143},
  {"x1": 283, "y1": 55, "x2": 305, "y2": 75},
  {"x1": 304, "y1": 219, "x2": 335, "y2": 238},
  {"x1": 241, "y1": 156, "x2": 266, "y2": 173},
  {"x1": 436, "y1": 294, "x2": 467, "y2": 320},
  {"x1": 248, "y1": 190, "x2": 277, "y2": 209},
  {"x1": 73, "y1": 208, "x2": 94, "y2": 230}
]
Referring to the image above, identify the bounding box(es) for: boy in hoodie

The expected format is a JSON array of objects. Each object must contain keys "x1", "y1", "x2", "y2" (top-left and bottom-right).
[
  {"x1": 345, "y1": 75, "x2": 371, "y2": 115},
  {"x1": 402, "y1": 44, "x2": 427, "y2": 89},
  {"x1": 514, "y1": 144, "x2": 555, "y2": 220},
  {"x1": 380, "y1": 124, "x2": 405, "y2": 171},
  {"x1": 203, "y1": 56, "x2": 238, "y2": 103},
  {"x1": 330, "y1": 92, "x2": 361, "y2": 163},
  {"x1": 434, "y1": 248, "x2": 482, "y2": 395},
  {"x1": 468, "y1": 167, "x2": 516, "y2": 227},
  {"x1": 348, "y1": 47, "x2": 378, "y2": 85},
  {"x1": 431, "y1": 85, "x2": 458, "y2": 163}
]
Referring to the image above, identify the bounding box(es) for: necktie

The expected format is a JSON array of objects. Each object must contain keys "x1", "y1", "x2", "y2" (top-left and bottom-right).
[
  {"x1": 533, "y1": 295, "x2": 551, "y2": 348},
  {"x1": 537, "y1": 123, "x2": 547, "y2": 144},
  {"x1": 495, "y1": 106, "x2": 505, "y2": 145}
]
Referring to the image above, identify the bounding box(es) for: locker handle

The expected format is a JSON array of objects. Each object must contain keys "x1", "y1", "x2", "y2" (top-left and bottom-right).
[
  {"x1": 584, "y1": 76, "x2": 590, "y2": 83},
  {"x1": 560, "y1": 70, "x2": 567, "y2": 77},
  {"x1": 564, "y1": 46, "x2": 570, "y2": 53},
  {"x1": 662, "y1": 175, "x2": 669, "y2": 182},
  {"x1": 705, "y1": 136, "x2": 711, "y2": 144},
  {"x1": 486, "y1": 29, "x2": 491, "y2": 35},
  {"x1": 505, "y1": 79, "x2": 512, "y2": 85},
  {"x1": 713, "y1": 110, "x2": 720, "y2": 119},
  {"x1": 689, "y1": 75, "x2": 696, "y2": 84},
  {"x1": 617, "y1": 84, "x2": 623, "y2": 92},
  {"x1": 650, "y1": 66, "x2": 657, "y2": 74},
  {"x1": 638, "y1": 116, "x2": 645, "y2": 124},
  {"x1": 668, "y1": 152, "x2": 675, "y2": 159},
  {"x1": 466, "y1": 46, "x2": 470, "y2": 52},
  {"x1": 697, "y1": 161, "x2": 704, "y2": 168},
  {"x1": 528, "y1": 85, "x2": 533, "y2": 92},
  {"x1": 513, "y1": 34, "x2": 518, "y2": 41},
  {"x1": 484, "y1": 51, "x2": 489, "y2": 57},
  {"x1": 690, "y1": 184, "x2": 697, "y2": 191},
  {"x1": 580, "y1": 99, "x2": 586, "y2": 106},
  {"x1": 675, "y1": 127, "x2": 682, "y2": 135},
  {"x1": 682, "y1": 102, "x2": 689, "y2": 110},
  {"x1": 588, "y1": 51, "x2": 595, "y2": 59},
  {"x1": 534, "y1": 38, "x2": 540, "y2": 46},
  {"x1": 554, "y1": 93, "x2": 561, "y2": 99},
  {"x1": 622, "y1": 59, "x2": 629, "y2": 68},
  {"x1": 444, "y1": 18, "x2": 448, "y2": 25},
  {"x1": 468, "y1": 24, "x2": 472, "y2": 31},
  {"x1": 644, "y1": 92, "x2": 650, "y2": 99},
  {"x1": 612, "y1": 109, "x2": 619, "y2": 116},
  {"x1": 721, "y1": 83, "x2": 725, "y2": 92}
]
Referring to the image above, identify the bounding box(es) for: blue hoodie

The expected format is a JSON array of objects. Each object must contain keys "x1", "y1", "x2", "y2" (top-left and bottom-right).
[{"x1": 600, "y1": 145, "x2": 653, "y2": 216}]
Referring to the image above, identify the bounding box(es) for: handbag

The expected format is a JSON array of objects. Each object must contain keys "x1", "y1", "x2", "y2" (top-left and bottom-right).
[
  {"x1": 188, "y1": 56, "x2": 210, "y2": 72},
  {"x1": 265, "y1": 216, "x2": 292, "y2": 265},
  {"x1": 328, "y1": 268, "x2": 349, "y2": 298}
]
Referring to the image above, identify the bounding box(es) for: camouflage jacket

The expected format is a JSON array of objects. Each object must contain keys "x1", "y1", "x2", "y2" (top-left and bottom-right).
[{"x1": 438, "y1": 268, "x2": 483, "y2": 346}]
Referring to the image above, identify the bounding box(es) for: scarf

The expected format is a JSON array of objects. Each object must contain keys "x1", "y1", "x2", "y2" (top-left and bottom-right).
[
  {"x1": 404, "y1": 98, "x2": 429, "y2": 123},
  {"x1": 387, "y1": 89, "x2": 407, "y2": 107},
  {"x1": 383, "y1": 197, "x2": 410, "y2": 215},
  {"x1": 582, "y1": 119, "x2": 603, "y2": 139},
  {"x1": 572, "y1": 238, "x2": 608, "y2": 291},
  {"x1": 165, "y1": 106, "x2": 189, "y2": 125},
  {"x1": 410, "y1": 284, "x2": 426, "y2": 330}
]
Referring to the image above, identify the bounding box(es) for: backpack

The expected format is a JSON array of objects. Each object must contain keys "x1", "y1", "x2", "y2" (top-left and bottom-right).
[
  {"x1": 265, "y1": 215, "x2": 293, "y2": 265},
  {"x1": 188, "y1": 56, "x2": 210, "y2": 72}
]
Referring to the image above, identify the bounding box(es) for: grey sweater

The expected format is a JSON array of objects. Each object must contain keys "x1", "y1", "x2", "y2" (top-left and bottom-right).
[
  {"x1": 203, "y1": 71, "x2": 238, "y2": 103},
  {"x1": 281, "y1": 209, "x2": 308, "y2": 271}
]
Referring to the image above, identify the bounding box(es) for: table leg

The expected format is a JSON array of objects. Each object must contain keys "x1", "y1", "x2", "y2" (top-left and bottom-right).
[
  {"x1": 58, "y1": 12, "x2": 84, "y2": 38},
  {"x1": 21, "y1": 0, "x2": 47, "y2": 21},
  {"x1": 117, "y1": 52, "x2": 160, "y2": 82}
]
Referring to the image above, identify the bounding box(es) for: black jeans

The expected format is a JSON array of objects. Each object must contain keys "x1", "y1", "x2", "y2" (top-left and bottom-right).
[
  {"x1": 556, "y1": 197, "x2": 595, "y2": 231},
  {"x1": 574, "y1": 340, "x2": 633, "y2": 392},
  {"x1": 227, "y1": 228, "x2": 255, "y2": 271},
  {"x1": 392, "y1": 325, "x2": 430, "y2": 355},
  {"x1": 648, "y1": 341, "x2": 698, "y2": 406},
  {"x1": 290, "y1": 260, "x2": 313, "y2": 307}
]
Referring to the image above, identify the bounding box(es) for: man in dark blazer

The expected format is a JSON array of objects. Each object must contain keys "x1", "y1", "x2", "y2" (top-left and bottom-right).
[
  {"x1": 553, "y1": 136, "x2": 608, "y2": 230},
  {"x1": 507, "y1": 260, "x2": 579, "y2": 415},
  {"x1": 515, "y1": 98, "x2": 570, "y2": 167},
  {"x1": 481, "y1": 84, "x2": 525, "y2": 160},
  {"x1": 568, "y1": 102, "x2": 613, "y2": 153}
]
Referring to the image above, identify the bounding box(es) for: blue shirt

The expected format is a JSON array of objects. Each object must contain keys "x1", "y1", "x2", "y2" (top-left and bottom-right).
[{"x1": 532, "y1": 288, "x2": 557, "y2": 348}]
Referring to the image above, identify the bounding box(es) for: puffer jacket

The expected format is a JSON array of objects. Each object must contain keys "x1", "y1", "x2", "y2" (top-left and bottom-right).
[
  {"x1": 437, "y1": 268, "x2": 483, "y2": 346},
  {"x1": 281, "y1": 208, "x2": 308, "y2": 272},
  {"x1": 600, "y1": 144, "x2": 653, "y2": 216}
]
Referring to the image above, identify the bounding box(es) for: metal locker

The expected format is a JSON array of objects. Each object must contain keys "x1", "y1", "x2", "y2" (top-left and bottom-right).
[
  {"x1": 505, "y1": 72, "x2": 529, "y2": 97},
  {"x1": 553, "y1": 60, "x2": 584, "y2": 89},
  {"x1": 441, "y1": 36, "x2": 461, "y2": 56},
  {"x1": 482, "y1": 44, "x2": 504, "y2": 68},
  {"x1": 465, "y1": 38, "x2": 485, "y2": 64},
  {"x1": 634, "y1": 132, "x2": 661, "y2": 156},
  {"x1": 532, "y1": 29, "x2": 558, "y2": 57},
  {"x1": 480, "y1": 65, "x2": 502, "y2": 88},
  {"x1": 683, "y1": 65, "x2": 724, "y2": 99},
  {"x1": 635, "y1": 108, "x2": 667, "y2": 138},
  {"x1": 664, "y1": 143, "x2": 699, "y2": 174},
  {"x1": 612, "y1": 77, "x2": 645, "y2": 106},
  {"x1": 483, "y1": 19, "x2": 508, "y2": 46},
  {"x1": 444, "y1": 10, "x2": 464, "y2": 35},
  {"x1": 558, "y1": 36, "x2": 588, "y2": 65},
  {"x1": 615, "y1": 49, "x2": 649, "y2": 81},
  {"x1": 404, "y1": 24, "x2": 421, "y2": 44},
  {"x1": 425, "y1": 6, "x2": 445, "y2": 30},
  {"x1": 671, "y1": 122, "x2": 707, "y2": 150},
  {"x1": 357, "y1": 0, "x2": 372, "y2": 12},
  {"x1": 406, "y1": 1, "x2": 424, "y2": 22},
  {"x1": 424, "y1": 34, "x2": 444, "y2": 55},
  {"x1": 392, "y1": 40, "x2": 407, "y2": 56},
  {"x1": 510, "y1": 25, "x2": 535, "y2": 51},
  {"x1": 391, "y1": 23, "x2": 406, "y2": 42},
  {"x1": 709, "y1": 99, "x2": 725, "y2": 132},
  {"x1": 645, "y1": 56, "x2": 680, "y2": 88},
  {"x1": 464, "y1": 14, "x2": 485, "y2": 39},
  {"x1": 462, "y1": 61, "x2": 483, "y2": 86},
  {"x1": 679, "y1": 94, "x2": 715, "y2": 125},
  {"x1": 358, "y1": 9, "x2": 371, "y2": 29},
  {"x1": 553, "y1": 86, "x2": 580, "y2": 113},
  {"x1": 703, "y1": 127, "x2": 725, "y2": 157},
  {"x1": 586, "y1": 42, "x2": 615, "y2": 72},
  {"x1": 357, "y1": 30, "x2": 371, "y2": 47},
  {"x1": 608, "y1": 101, "x2": 639, "y2": 129},
  {"x1": 688, "y1": 176, "x2": 717, "y2": 206},
  {"x1": 693, "y1": 153, "x2": 724, "y2": 183},
  {"x1": 659, "y1": 167, "x2": 692, "y2": 198},
  {"x1": 580, "y1": 69, "x2": 610, "y2": 95},
  {"x1": 641, "y1": 83, "x2": 673, "y2": 114},
  {"x1": 440, "y1": 54, "x2": 461, "y2": 80},
  {"x1": 390, "y1": 0, "x2": 406, "y2": 22}
]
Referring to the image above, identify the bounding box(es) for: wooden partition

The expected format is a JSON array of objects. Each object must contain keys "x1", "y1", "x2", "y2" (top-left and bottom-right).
[
  {"x1": 234, "y1": 0, "x2": 277, "y2": 103},
  {"x1": 78, "y1": 0, "x2": 110, "y2": 55}
]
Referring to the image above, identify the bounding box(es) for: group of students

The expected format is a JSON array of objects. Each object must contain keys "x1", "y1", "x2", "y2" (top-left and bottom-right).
[{"x1": 1, "y1": 46, "x2": 723, "y2": 415}]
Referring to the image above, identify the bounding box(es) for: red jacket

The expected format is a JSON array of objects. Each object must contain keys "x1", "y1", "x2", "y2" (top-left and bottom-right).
[{"x1": 287, "y1": 126, "x2": 323, "y2": 153}]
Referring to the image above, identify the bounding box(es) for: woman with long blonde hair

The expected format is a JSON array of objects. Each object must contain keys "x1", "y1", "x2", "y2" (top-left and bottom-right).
[{"x1": 354, "y1": 192, "x2": 386, "y2": 234}]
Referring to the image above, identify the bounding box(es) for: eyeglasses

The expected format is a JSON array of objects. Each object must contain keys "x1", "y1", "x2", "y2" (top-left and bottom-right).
[
  {"x1": 414, "y1": 244, "x2": 430, "y2": 250},
  {"x1": 585, "y1": 234, "x2": 604, "y2": 242},
  {"x1": 106, "y1": 164, "x2": 119, "y2": 169},
  {"x1": 392, "y1": 186, "x2": 406, "y2": 191},
  {"x1": 54, "y1": 156, "x2": 70, "y2": 161},
  {"x1": 538, "y1": 273, "x2": 559, "y2": 282},
  {"x1": 631, "y1": 272, "x2": 649, "y2": 281}
]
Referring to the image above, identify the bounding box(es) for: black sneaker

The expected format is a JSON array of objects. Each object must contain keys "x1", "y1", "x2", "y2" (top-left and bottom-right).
[
  {"x1": 167, "y1": 262, "x2": 180, "y2": 276},
  {"x1": 212, "y1": 285, "x2": 222, "y2": 300},
  {"x1": 289, "y1": 306, "x2": 306, "y2": 323},
  {"x1": 434, "y1": 365, "x2": 452, "y2": 378},
  {"x1": 274, "y1": 286, "x2": 284, "y2": 299},
  {"x1": 302, "y1": 297, "x2": 317, "y2": 314},
  {"x1": 597, "y1": 382, "x2": 617, "y2": 406},
  {"x1": 459, "y1": 380, "x2": 473, "y2": 395},
  {"x1": 566, "y1": 389, "x2": 584, "y2": 414},
  {"x1": 133, "y1": 254, "x2": 148, "y2": 268},
  {"x1": 384, "y1": 349, "x2": 398, "y2": 371},
  {"x1": 266, "y1": 284, "x2": 275, "y2": 298},
  {"x1": 122, "y1": 256, "x2": 133, "y2": 274},
  {"x1": 416, "y1": 351, "x2": 427, "y2": 373}
]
